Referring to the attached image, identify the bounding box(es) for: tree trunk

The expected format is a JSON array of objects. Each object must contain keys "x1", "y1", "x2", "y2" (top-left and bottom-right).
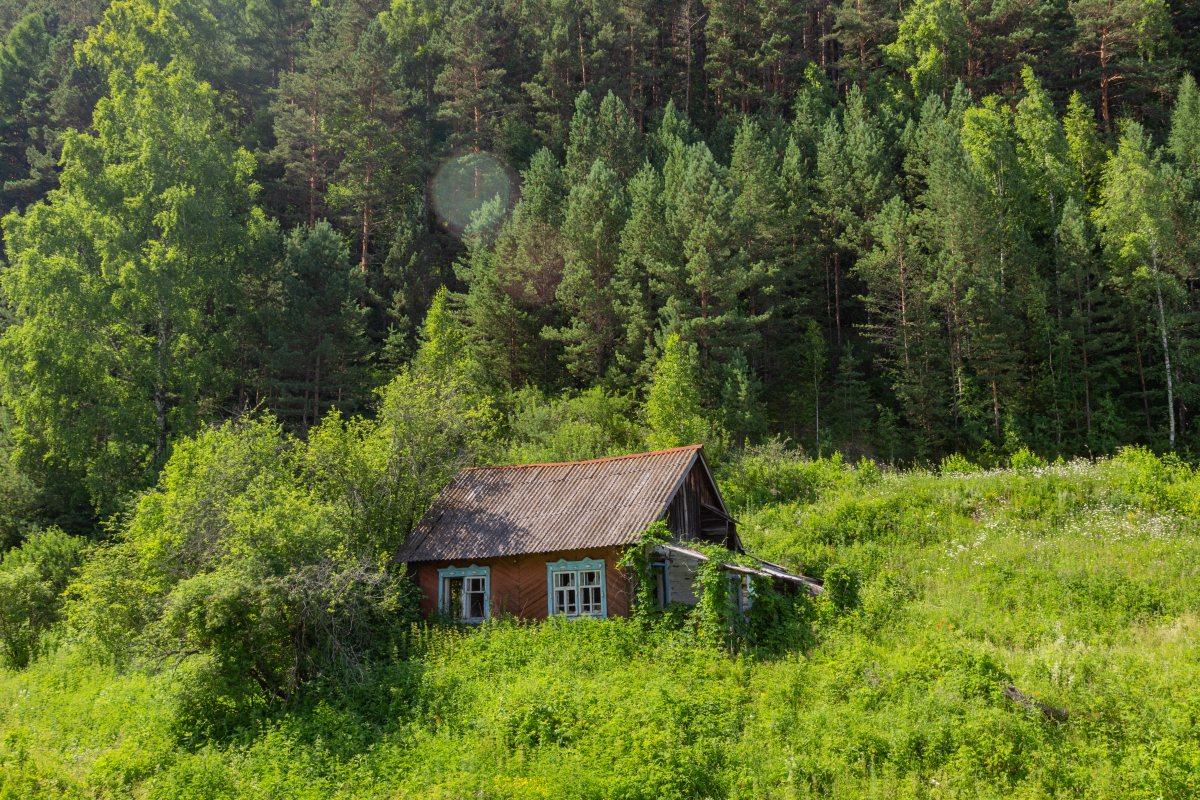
[
  {"x1": 154, "y1": 307, "x2": 168, "y2": 464},
  {"x1": 1152, "y1": 245, "x2": 1175, "y2": 447}
]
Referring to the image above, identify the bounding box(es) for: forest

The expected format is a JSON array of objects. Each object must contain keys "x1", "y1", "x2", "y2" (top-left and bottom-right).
[
  {"x1": 2, "y1": 0, "x2": 1200, "y2": 796},
  {"x1": 0, "y1": 0, "x2": 1197, "y2": 539}
]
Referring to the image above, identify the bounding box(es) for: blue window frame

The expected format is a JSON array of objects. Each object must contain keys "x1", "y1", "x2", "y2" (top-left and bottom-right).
[
  {"x1": 546, "y1": 558, "x2": 607, "y2": 618},
  {"x1": 437, "y1": 565, "x2": 490, "y2": 622}
]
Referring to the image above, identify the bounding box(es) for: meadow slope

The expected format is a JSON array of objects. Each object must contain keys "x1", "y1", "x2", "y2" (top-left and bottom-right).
[{"x1": 3, "y1": 448, "x2": 1200, "y2": 799}]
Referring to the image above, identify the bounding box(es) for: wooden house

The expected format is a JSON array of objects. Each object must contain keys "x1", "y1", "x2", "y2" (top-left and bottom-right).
[{"x1": 395, "y1": 445, "x2": 815, "y2": 622}]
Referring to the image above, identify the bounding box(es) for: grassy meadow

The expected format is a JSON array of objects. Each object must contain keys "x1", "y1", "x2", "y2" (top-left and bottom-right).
[{"x1": 3, "y1": 447, "x2": 1200, "y2": 799}]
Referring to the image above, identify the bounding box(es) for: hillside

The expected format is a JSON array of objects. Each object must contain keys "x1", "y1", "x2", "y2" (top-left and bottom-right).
[{"x1": 3, "y1": 447, "x2": 1199, "y2": 799}]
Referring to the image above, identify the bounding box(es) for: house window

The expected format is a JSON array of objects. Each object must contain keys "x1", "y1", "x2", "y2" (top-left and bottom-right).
[
  {"x1": 546, "y1": 559, "x2": 607, "y2": 618},
  {"x1": 437, "y1": 565, "x2": 490, "y2": 622},
  {"x1": 651, "y1": 561, "x2": 669, "y2": 606}
]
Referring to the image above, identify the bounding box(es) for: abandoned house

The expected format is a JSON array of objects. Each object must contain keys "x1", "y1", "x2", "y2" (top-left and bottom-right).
[{"x1": 395, "y1": 444, "x2": 816, "y2": 622}]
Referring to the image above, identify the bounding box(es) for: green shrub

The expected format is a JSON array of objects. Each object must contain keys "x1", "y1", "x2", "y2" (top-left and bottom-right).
[
  {"x1": 7, "y1": 451, "x2": 1200, "y2": 798},
  {"x1": 0, "y1": 527, "x2": 85, "y2": 669},
  {"x1": 1008, "y1": 446, "x2": 1046, "y2": 470},
  {"x1": 940, "y1": 452, "x2": 980, "y2": 474},
  {"x1": 0, "y1": 565, "x2": 56, "y2": 669}
]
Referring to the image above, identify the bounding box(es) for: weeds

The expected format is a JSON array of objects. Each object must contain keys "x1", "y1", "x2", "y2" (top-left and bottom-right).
[{"x1": 4, "y1": 447, "x2": 1200, "y2": 798}]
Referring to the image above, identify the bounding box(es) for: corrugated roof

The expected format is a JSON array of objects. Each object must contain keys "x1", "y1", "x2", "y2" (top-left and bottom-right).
[{"x1": 396, "y1": 446, "x2": 704, "y2": 562}]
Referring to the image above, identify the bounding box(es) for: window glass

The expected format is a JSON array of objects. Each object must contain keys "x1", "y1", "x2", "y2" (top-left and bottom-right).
[
  {"x1": 438, "y1": 567, "x2": 489, "y2": 621},
  {"x1": 466, "y1": 576, "x2": 487, "y2": 618},
  {"x1": 579, "y1": 570, "x2": 602, "y2": 615},
  {"x1": 444, "y1": 577, "x2": 463, "y2": 619},
  {"x1": 554, "y1": 571, "x2": 577, "y2": 615},
  {"x1": 548, "y1": 561, "x2": 605, "y2": 618}
]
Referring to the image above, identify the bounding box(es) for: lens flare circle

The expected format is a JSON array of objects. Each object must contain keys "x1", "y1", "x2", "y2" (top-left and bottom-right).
[{"x1": 431, "y1": 152, "x2": 514, "y2": 236}]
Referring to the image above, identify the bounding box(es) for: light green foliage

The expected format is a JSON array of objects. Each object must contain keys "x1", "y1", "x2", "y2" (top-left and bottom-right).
[
  {"x1": 0, "y1": 566, "x2": 56, "y2": 670},
  {"x1": 717, "y1": 438, "x2": 846, "y2": 510},
  {"x1": 77, "y1": 0, "x2": 221, "y2": 80},
  {"x1": 615, "y1": 520, "x2": 669, "y2": 627},
  {"x1": 504, "y1": 387, "x2": 640, "y2": 464},
  {"x1": 413, "y1": 285, "x2": 468, "y2": 380},
  {"x1": 366, "y1": 365, "x2": 497, "y2": 542},
  {"x1": 1008, "y1": 445, "x2": 1046, "y2": 470},
  {"x1": 6, "y1": 451, "x2": 1200, "y2": 795},
  {"x1": 1171, "y1": 74, "x2": 1200, "y2": 180},
  {"x1": 0, "y1": 62, "x2": 266, "y2": 510},
  {"x1": 1095, "y1": 121, "x2": 1182, "y2": 446},
  {"x1": 63, "y1": 385, "x2": 490, "y2": 706},
  {"x1": 882, "y1": 0, "x2": 966, "y2": 95},
  {"x1": 1064, "y1": 91, "x2": 1106, "y2": 204},
  {"x1": 940, "y1": 451, "x2": 980, "y2": 474},
  {"x1": 644, "y1": 333, "x2": 709, "y2": 450},
  {"x1": 1097, "y1": 123, "x2": 1175, "y2": 275},
  {"x1": 0, "y1": 527, "x2": 85, "y2": 669}
]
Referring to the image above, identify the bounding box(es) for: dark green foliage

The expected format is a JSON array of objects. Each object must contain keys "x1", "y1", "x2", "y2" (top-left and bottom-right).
[{"x1": 268, "y1": 220, "x2": 369, "y2": 430}]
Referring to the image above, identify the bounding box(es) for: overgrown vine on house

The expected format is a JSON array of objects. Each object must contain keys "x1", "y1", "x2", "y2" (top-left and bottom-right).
[{"x1": 617, "y1": 521, "x2": 669, "y2": 628}]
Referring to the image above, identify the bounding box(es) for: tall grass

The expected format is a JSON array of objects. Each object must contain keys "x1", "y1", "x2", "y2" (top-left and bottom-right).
[{"x1": 3, "y1": 448, "x2": 1200, "y2": 798}]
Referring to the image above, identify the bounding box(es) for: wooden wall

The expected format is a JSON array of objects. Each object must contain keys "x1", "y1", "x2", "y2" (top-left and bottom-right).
[
  {"x1": 412, "y1": 546, "x2": 631, "y2": 620},
  {"x1": 665, "y1": 461, "x2": 720, "y2": 541}
]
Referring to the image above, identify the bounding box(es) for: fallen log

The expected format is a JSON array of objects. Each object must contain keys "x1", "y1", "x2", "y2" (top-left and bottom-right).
[{"x1": 1004, "y1": 684, "x2": 1069, "y2": 721}]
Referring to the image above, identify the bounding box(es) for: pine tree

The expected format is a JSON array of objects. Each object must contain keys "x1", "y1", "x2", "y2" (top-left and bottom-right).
[
  {"x1": 705, "y1": 0, "x2": 761, "y2": 113},
  {"x1": 655, "y1": 139, "x2": 750, "y2": 382},
  {"x1": 1170, "y1": 74, "x2": 1200, "y2": 183},
  {"x1": 375, "y1": 194, "x2": 450, "y2": 368},
  {"x1": 833, "y1": 342, "x2": 871, "y2": 449},
  {"x1": 435, "y1": 0, "x2": 508, "y2": 152},
  {"x1": 610, "y1": 161, "x2": 663, "y2": 391},
  {"x1": 0, "y1": 14, "x2": 48, "y2": 178},
  {"x1": 1070, "y1": 0, "x2": 1173, "y2": 129},
  {"x1": 326, "y1": 18, "x2": 416, "y2": 273},
  {"x1": 832, "y1": 0, "x2": 898, "y2": 90},
  {"x1": 803, "y1": 320, "x2": 827, "y2": 451},
  {"x1": 271, "y1": 7, "x2": 340, "y2": 227},
  {"x1": 270, "y1": 221, "x2": 369, "y2": 431},
  {"x1": 728, "y1": 117, "x2": 785, "y2": 381},
  {"x1": 858, "y1": 195, "x2": 942, "y2": 446},
  {"x1": 548, "y1": 158, "x2": 630, "y2": 383},
  {"x1": 814, "y1": 86, "x2": 889, "y2": 345},
  {"x1": 564, "y1": 90, "x2": 642, "y2": 183},
  {"x1": 720, "y1": 350, "x2": 767, "y2": 447},
  {"x1": 1064, "y1": 91, "x2": 1106, "y2": 206},
  {"x1": 462, "y1": 147, "x2": 568, "y2": 389}
]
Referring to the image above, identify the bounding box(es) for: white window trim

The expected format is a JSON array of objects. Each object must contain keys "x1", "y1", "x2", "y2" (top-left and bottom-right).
[
  {"x1": 546, "y1": 558, "x2": 607, "y2": 619},
  {"x1": 437, "y1": 564, "x2": 490, "y2": 622}
]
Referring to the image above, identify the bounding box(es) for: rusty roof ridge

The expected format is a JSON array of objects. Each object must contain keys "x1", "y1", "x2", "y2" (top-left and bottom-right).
[{"x1": 462, "y1": 444, "x2": 703, "y2": 471}]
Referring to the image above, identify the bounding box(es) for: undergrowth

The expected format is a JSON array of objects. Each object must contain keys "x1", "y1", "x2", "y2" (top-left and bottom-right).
[{"x1": 3, "y1": 447, "x2": 1200, "y2": 798}]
